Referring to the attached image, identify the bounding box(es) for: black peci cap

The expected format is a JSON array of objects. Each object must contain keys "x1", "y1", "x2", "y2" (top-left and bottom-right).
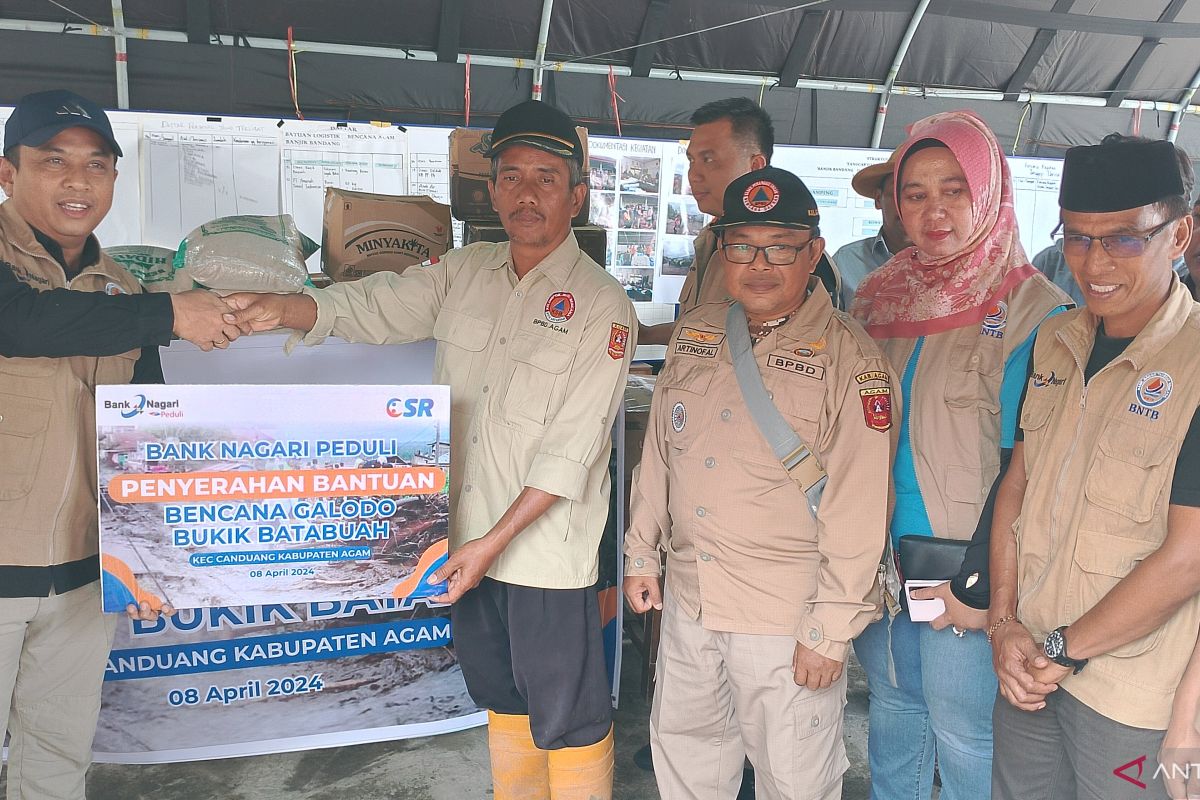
[
  {"x1": 487, "y1": 99, "x2": 584, "y2": 165},
  {"x1": 4, "y1": 90, "x2": 122, "y2": 158},
  {"x1": 1060, "y1": 135, "x2": 1185, "y2": 213},
  {"x1": 712, "y1": 167, "x2": 821, "y2": 231}
]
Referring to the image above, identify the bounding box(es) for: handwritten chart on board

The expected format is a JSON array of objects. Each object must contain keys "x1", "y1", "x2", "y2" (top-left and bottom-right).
[
  {"x1": 140, "y1": 119, "x2": 281, "y2": 249},
  {"x1": 280, "y1": 126, "x2": 408, "y2": 266}
]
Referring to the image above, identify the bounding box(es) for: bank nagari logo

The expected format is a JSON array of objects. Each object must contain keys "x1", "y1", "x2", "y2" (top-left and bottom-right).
[
  {"x1": 386, "y1": 398, "x2": 435, "y2": 418},
  {"x1": 1136, "y1": 371, "x2": 1173, "y2": 408},
  {"x1": 742, "y1": 180, "x2": 780, "y2": 213},
  {"x1": 1032, "y1": 370, "x2": 1067, "y2": 388},
  {"x1": 108, "y1": 394, "x2": 182, "y2": 419}
]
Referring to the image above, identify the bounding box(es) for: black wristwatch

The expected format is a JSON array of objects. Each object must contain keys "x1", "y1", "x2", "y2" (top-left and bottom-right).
[{"x1": 1043, "y1": 626, "x2": 1088, "y2": 674}]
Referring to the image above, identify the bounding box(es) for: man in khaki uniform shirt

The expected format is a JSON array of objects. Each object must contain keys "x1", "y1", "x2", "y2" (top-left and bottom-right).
[
  {"x1": 624, "y1": 167, "x2": 892, "y2": 799},
  {"x1": 227, "y1": 101, "x2": 635, "y2": 800},
  {"x1": 989, "y1": 135, "x2": 1200, "y2": 800},
  {"x1": 639, "y1": 97, "x2": 772, "y2": 345}
]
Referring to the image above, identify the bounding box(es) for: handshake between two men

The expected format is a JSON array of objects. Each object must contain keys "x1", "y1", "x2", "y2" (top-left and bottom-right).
[{"x1": 170, "y1": 290, "x2": 317, "y2": 348}]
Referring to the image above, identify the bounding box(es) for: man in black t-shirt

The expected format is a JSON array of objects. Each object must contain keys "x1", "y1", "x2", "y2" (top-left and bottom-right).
[{"x1": 989, "y1": 134, "x2": 1200, "y2": 800}]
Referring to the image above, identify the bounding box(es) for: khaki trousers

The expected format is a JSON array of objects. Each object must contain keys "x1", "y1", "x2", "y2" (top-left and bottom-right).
[
  {"x1": 0, "y1": 582, "x2": 117, "y2": 800},
  {"x1": 650, "y1": 587, "x2": 848, "y2": 800}
]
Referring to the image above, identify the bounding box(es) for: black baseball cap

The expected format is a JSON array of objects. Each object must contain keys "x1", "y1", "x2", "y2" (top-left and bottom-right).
[
  {"x1": 487, "y1": 99, "x2": 584, "y2": 165},
  {"x1": 712, "y1": 167, "x2": 821, "y2": 231},
  {"x1": 4, "y1": 90, "x2": 122, "y2": 158}
]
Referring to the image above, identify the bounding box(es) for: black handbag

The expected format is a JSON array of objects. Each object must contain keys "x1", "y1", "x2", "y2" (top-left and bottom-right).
[
  {"x1": 898, "y1": 535, "x2": 969, "y2": 581},
  {"x1": 896, "y1": 535, "x2": 969, "y2": 610}
]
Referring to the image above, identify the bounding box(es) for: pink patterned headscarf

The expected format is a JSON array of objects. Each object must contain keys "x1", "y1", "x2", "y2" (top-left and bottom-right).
[{"x1": 851, "y1": 110, "x2": 1036, "y2": 339}]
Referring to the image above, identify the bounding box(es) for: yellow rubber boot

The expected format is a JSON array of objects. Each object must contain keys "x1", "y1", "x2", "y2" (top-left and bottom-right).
[
  {"x1": 488, "y1": 711, "x2": 551, "y2": 800},
  {"x1": 546, "y1": 726, "x2": 614, "y2": 800}
]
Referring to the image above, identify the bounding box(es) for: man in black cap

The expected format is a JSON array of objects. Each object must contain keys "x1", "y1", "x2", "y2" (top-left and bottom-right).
[
  {"x1": 225, "y1": 99, "x2": 635, "y2": 800},
  {"x1": 624, "y1": 166, "x2": 891, "y2": 799},
  {"x1": 0, "y1": 89, "x2": 243, "y2": 800},
  {"x1": 989, "y1": 133, "x2": 1200, "y2": 800}
]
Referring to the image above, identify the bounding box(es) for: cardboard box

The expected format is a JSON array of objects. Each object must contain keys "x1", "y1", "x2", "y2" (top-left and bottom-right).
[
  {"x1": 464, "y1": 223, "x2": 608, "y2": 268},
  {"x1": 450, "y1": 127, "x2": 591, "y2": 225},
  {"x1": 322, "y1": 189, "x2": 452, "y2": 282}
]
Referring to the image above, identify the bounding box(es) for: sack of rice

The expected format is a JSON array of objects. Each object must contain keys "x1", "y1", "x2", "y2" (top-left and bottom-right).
[
  {"x1": 175, "y1": 214, "x2": 317, "y2": 292},
  {"x1": 105, "y1": 245, "x2": 195, "y2": 293}
]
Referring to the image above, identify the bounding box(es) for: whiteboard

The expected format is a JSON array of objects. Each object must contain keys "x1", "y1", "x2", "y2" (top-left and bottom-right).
[{"x1": 0, "y1": 106, "x2": 1064, "y2": 310}]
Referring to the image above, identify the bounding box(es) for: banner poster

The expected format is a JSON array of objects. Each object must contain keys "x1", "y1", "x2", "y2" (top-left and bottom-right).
[
  {"x1": 96, "y1": 384, "x2": 451, "y2": 611},
  {"x1": 92, "y1": 384, "x2": 485, "y2": 762}
]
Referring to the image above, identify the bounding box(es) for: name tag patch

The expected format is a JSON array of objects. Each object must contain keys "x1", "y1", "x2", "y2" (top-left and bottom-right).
[
  {"x1": 675, "y1": 341, "x2": 718, "y2": 359},
  {"x1": 767, "y1": 353, "x2": 825, "y2": 380}
]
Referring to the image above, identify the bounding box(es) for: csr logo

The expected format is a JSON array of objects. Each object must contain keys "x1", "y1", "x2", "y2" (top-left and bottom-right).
[{"x1": 386, "y1": 398, "x2": 435, "y2": 418}]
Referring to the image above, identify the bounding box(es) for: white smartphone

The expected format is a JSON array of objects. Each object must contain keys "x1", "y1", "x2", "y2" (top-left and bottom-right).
[{"x1": 905, "y1": 579, "x2": 949, "y2": 622}]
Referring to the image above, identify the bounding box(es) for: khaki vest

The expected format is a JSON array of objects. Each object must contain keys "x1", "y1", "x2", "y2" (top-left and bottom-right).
[
  {"x1": 0, "y1": 200, "x2": 142, "y2": 567},
  {"x1": 1018, "y1": 281, "x2": 1200, "y2": 729},
  {"x1": 880, "y1": 273, "x2": 1069, "y2": 538}
]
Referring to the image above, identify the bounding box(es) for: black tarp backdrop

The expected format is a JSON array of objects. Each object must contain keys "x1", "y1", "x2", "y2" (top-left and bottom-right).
[{"x1": 3, "y1": 0, "x2": 1200, "y2": 157}]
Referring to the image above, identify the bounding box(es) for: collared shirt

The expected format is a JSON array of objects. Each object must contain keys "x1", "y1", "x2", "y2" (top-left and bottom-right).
[
  {"x1": 300, "y1": 233, "x2": 636, "y2": 589},
  {"x1": 675, "y1": 226, "x2": 723, "y2": 314},
  {"x1": 832, "y1": 232, "x2": 893, "y2": 309},
  {"x1": 624, "y1": 285, "x2": 892, "y2": 660}
]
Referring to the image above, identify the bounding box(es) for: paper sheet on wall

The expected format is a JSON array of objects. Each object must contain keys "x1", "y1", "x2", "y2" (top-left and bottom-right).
[
  {"x1": 280, "y1": 125, "x2": 407, "y2": 269},
  {"x1": 1008, "y1": 157, "x2": 1065, "y2": 260},
  {"x1": 406, "y1": 126, "x2": 460, "y2": 245},
  {"x1": 0, "y1": 107, "x2": 143, "y2": 248},
  {"x1": 140, "y1": 118, "x2": 281, "y2": 249}
]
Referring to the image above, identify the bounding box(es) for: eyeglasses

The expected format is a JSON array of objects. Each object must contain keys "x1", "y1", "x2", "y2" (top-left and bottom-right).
[
  {"x1": 1053, "y1": 219, "x2": 1176, "y2": 259},
  {"x1": 721, "y1": 240, "x2": 815, "y2": 266}
]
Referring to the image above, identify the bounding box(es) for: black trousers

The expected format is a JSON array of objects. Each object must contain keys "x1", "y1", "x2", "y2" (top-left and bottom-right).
[{"x1": 452, "y1": 576, "x2": 612, "y2": 750}]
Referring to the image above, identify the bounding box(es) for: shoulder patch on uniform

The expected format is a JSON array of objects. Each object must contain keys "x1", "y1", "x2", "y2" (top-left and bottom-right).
[
  {"x1": 608, "y1": 323, "x2": 630, "y2": 360},
  {"x1": 855, "y1": 370, "x2": 889, "y2": 384},
  {"x1": 766, "y1": 353, "x2": 825, "y2": 380},
  {"x1": 860, "y1": 387, "x2": 892, "y2": 432}
]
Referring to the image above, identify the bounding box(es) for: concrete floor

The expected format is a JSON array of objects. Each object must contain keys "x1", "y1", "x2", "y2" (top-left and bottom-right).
[{"x1": 2, "y1": 640, "x2": 873, "y2": 799}]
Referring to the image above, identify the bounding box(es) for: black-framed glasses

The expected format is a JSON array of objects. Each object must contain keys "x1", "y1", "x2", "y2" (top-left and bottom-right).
[
  {"x1": 1052, "y1": 219, "x2": 1176, "y2": 259},
  {"x1": 721, "y1": 240, "x2": 815, "y2": 266}
]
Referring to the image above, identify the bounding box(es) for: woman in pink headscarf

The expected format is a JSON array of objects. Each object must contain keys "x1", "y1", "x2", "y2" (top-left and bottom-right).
[{"x1": 850, "y1": 111, "x2": 1071, "y2": 800}]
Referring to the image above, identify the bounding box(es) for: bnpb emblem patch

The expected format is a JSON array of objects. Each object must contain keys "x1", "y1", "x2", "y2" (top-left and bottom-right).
[
  {"x1": 545, "y1": 292, "x2": 576, "y2": 323},
  {"x1": 742, "y1": 180, "x2": 780, "y2": 213}
]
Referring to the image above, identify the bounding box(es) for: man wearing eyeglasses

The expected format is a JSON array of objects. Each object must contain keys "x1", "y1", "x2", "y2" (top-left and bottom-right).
[
  {"x1": 989, "y1": 134, "x2": 1200, "y2": 800},
  {"x1": 623, "y1": 167, "x2": 892, "y2": 799}
]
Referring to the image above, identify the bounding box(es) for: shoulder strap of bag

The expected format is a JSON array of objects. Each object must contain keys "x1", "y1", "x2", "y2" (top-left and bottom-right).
[{"x1": 725, "y1": 301, "x2": 828, "y2": 515}]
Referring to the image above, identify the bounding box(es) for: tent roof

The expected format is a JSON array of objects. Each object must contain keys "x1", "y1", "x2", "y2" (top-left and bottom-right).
[{"x1": 4, "y1": 1, "x2": 1200, "y2": 153}]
